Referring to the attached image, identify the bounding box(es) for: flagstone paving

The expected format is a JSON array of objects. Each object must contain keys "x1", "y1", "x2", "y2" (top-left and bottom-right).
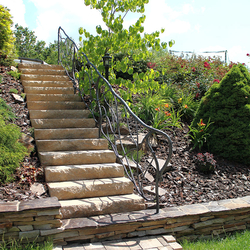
[{"x1": 53, "y1": 235, "x2": 183, "y2": 250}]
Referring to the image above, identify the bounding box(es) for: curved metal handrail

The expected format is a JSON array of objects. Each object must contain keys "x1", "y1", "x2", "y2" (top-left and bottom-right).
[{"x1": 58, "y1": 26, "x2": 173, "y2": 213}]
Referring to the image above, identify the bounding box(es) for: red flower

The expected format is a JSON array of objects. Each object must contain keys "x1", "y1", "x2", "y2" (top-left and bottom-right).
[
  {"x1": 242, "y1": 63, "x2": 246, "y2": 66},
  {"x1": 213, "y1": 79, "x2": 220, "y2": 83},
  {"x1": 196, "y1": 82, "x2": 200, "y2": 88},
  {"x1": 199, "y1": 119, "x2": 206, "y2": 126},
  {"x1": 147, "y1": 62, "x2": 156, "y2": 69},
  {"x1": 247, "y1": 53, "x2": 250, "y2": 57},
  {"x1": 195, "y1": 93, "x2": 199, "y2": 99},
  {"x1": 204, "y1": 61, "x2": 211, "y2": 69},
  {"x1": 181, "y1": 65, "x2": 184, "y2": 68},
  {"x1": 192, "y1": 67, "x2": 196, "y2": 72}
]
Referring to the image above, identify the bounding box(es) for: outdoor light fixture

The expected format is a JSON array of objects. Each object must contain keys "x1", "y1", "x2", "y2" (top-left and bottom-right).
[{"x1": 102, "y1": 53, "x2": 112, "y2": 81}]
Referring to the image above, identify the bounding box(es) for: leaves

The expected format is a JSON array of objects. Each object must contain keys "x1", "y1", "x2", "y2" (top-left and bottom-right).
[{"x1": 78, "y1": 0, "x2": 174, "y2": 101}]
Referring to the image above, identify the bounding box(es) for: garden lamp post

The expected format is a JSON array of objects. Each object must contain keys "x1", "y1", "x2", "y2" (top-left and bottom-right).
[{"x1": 102, "y1": 53, "x2": 112, "y2": 81}]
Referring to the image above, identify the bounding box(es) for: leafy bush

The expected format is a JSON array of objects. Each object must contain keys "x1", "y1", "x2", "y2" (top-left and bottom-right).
[
  {"x1": 7, "y1": 70, "x2": 21, "y2": 79},
  {"x1": 0, "y1": 98, "x2": 27, "y2": 183},
  {"x1": 0, "y1": 5, "x2": 16, "y2": 66},
  {"x1": 191, "y1": 64, "x2": 250, "y2": 164}
]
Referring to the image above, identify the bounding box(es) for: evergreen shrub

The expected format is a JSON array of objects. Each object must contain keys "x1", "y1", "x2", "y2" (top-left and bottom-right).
[
  {"x1": 191, "y1": 64, "x2": 250, "y2": 164},
  {"x1": 0, "y1": 98, "x2": 27, "y2": 183}
]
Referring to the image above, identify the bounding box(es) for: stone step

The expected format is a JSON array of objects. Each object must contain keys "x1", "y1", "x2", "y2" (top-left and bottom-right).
[
  {"x1": 27, "y1": 101, "x2": 86, "y2": 110},
  {"x1": 21, "y1": 75, "x2": 70, "y2": 81},
  {"x1": 31, "y1": 118, "x2": 95, "y2": 129},
  {"x1": 24, "y1": 86, "x2": 74, "y2": 94},
  {"x1": 26, "y1": 94, "x2": 81, "y2": 102},
  {"x1": 19, "y1": 63, "x2": 64, "y2": 70},
  {"x1": 59, "y1": 194, "x2": 145, "y2": 219},
  {"x1": 29, "y1": 110, "x2": 89, "y2": 119},
  {"x1": 36, "y1": 138, "x2": 108, "y2": 152},
  {"x1": 22, "y1": 80, "x2": 72, "y2": 87},
  {"x1": 34, "y1": 128, "x2": 99, "y2": 140},
  {"x1": 47, "y1": 177, "x2": 134, "y2": 200},
  {"x1": 20, "y1": 69, "x2": 66, "y2": 75},
  {"x1": 45, "y1": 163, "x2": 125, "y2": 182},
  {"x1": 39, "y1": 149, "x2": 116, "y2": 166}
]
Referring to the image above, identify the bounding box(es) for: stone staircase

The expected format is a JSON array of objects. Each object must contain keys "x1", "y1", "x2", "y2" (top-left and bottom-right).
[{"x1": 19, "y1": 63, "x2": 145, "y2": 219}]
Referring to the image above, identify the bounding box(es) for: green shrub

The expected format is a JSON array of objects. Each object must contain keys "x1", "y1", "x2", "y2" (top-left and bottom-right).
[
  {"x1": 0, "y1": 98, "x2": 27, "y2": 183},
  {"x1": 0, "y1": 97, "x2": 15, "y2": 120},
  {"x1": 191, "y1": 64, "x2": 250, "y2": 164},
  {"x1": 0, "y1": 5, "x2": 16, "y2": 66},
  {"x1": 7, "y1": 70, "x2": 21, "y2": 79}
]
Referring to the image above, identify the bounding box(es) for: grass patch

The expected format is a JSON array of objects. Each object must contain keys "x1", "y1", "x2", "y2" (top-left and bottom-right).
[
  {"x1": 181, "y1": 230, "x2": 250, "y2": 250},
  {"x1": 0, "y1": 238, "x2": 53, "y2": 250}
]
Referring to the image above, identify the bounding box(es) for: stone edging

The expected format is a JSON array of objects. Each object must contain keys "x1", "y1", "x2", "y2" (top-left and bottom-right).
[{"x1": 1, "y1": 196, "x2": 250, "y2": 246}]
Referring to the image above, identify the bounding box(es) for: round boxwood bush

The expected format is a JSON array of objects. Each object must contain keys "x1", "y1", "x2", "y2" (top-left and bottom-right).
[{"x1": 191, "y1": 64, "x2": 250, "y2": 165}]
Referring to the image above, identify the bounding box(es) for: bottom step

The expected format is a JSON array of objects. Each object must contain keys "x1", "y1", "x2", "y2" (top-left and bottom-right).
[{"x1": 59, "y1": 194, "x2": 145, "y2": 219}]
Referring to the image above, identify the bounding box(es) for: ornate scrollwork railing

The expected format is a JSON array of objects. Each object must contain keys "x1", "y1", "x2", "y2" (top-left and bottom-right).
[{"x1": 58, "y1": 26, "x2": 172, "y2": 213}]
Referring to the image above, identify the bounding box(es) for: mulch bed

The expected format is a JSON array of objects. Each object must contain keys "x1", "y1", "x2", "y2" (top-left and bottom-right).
[{"x1": 1, "y1": 65, "x2": 250, "y2": 207}]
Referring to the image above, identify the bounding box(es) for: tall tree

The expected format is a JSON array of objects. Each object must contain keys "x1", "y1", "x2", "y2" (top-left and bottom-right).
[{"x1": 78, "y1": 0, "x2": 174, "y2": 101}]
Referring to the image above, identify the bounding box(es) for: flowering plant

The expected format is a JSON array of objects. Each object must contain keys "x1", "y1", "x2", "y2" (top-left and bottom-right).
[
  {"x1": 193, "y1": 152, "x2": 216, "y2": 173},
  {"x1": 188, "y1": 118, "x2": 213, "y2": 150}
]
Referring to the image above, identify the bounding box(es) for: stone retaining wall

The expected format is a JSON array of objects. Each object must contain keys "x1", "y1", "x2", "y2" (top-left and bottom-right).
[
  {"x1": 0, "y1": 197, "x2": 62, "y2": 244},
  {"x1": 1, "y1": 196, "x2": 250, "y2": 246},
  {"x1": 57, "y1": 196, "x2": 250, "y2": 245}
]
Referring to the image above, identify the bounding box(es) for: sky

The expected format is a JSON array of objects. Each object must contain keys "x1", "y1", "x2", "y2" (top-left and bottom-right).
[{"x1": 1, "y1": 0, "x2": 250, "y2": 66}]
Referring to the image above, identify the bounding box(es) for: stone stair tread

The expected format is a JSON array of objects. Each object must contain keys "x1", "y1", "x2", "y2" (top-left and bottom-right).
[
  {"x1": 24, "y1": 86, "x2": 74, "y2": 94},
  {"x1": 21, "y1": 75, "x2": 70, "y2": 81},
  {"x1": 47, "y1": 177, "x2": 134, "y2": 200},
  {"x1": 31, "y1": 118, "x2": 95, "y2": 129},
  {"x1": 22, "y1": 80, "x2": 72, "y2": 87},
  {"x1": 26, "y1": 94, "x2": 81, "y2": 102},
  {"x1": 36, "y1": 138, "x2": 108, "y2": 152},
  {"x1": 45, "y1": 163, "x2": 125, "y2": 182},
  {"x1": 21, "y1": 69, "x2": 66, "y2": 75},
  {"x1": 27, "y1": 101, "x2": 86, "y2": 110},
  {"x1": 34, "y1": 128, "x2": 98, "y2": 139},
  {"x1": 29, "y1": 109, "x2": 89, "y2": 119},
  {"x1": 19, "y1": 63, "x2": 64, "y2": 70},
  {"x1": 59, "y1": 194, "x2": 145, "y2": 219},
  {"x1": 39, "y1": 149, "x2": 116, "y2": 165}
]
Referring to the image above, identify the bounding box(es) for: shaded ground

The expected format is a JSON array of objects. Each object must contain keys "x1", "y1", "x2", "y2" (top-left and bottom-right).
[{"x1": 0, "y1": 65, "x2": 250, "y2": 206}]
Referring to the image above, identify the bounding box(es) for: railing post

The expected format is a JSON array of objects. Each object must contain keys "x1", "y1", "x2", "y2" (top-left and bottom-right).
[{"x1": 58, "y1": 27, "x2": 60, "y2": 65}]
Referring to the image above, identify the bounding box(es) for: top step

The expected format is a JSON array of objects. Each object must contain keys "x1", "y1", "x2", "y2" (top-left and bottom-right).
[{"x1": 19, "y1": 63, "x2": 64, "y2": 70}]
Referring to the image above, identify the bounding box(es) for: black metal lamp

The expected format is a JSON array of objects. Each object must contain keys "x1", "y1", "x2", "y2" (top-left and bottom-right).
[{"x1": 102, "y1": 53, "x2": 112, "y2": 81}]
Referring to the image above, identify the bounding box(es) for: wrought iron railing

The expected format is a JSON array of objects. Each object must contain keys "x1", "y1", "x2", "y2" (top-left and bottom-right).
[{"x1": 58, "y1": 26, "x2": 173, "y2": 213}]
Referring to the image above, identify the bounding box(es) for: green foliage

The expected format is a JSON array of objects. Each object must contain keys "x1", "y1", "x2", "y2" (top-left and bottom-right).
[
  {"x1": 79, "y1": 0, "x2": 174, "y2": 101},
  {"x1": 0, "y1": 97, "x2": 15, "y2": 120},
  {"x1": 14, "y1": 24, "x2": 45, "y2": 60},
  {"x1": 0, "y1": 98, "x2": 27, "y2": 184},
  {"x1": 188, "y1": 118, "x2": 213, "y2": 150},
  {"x1": 9, "y1": 88, "x2": 18, "y2": 94},
  {"x1": 0, "y1": 5, "x2": 17, "y2": 66},
  {"x1": 0, "y1": 5, "x2": 15, "y2": 54},
  {"x1": 0, "y1": 237, "x2": 53, "y2": 250},
  {"x1": 7, "y1": 70, "x2": 21, "y2": 79},
  {"x1": 14, "y1": 25, "x2": 58, "y2": 64},
  {"x1": 131, "y1": 92, "x2": 165, "y2": 125},
  {"x1": 192, "y1": 64, "x2": 250, "y2": 164}
]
